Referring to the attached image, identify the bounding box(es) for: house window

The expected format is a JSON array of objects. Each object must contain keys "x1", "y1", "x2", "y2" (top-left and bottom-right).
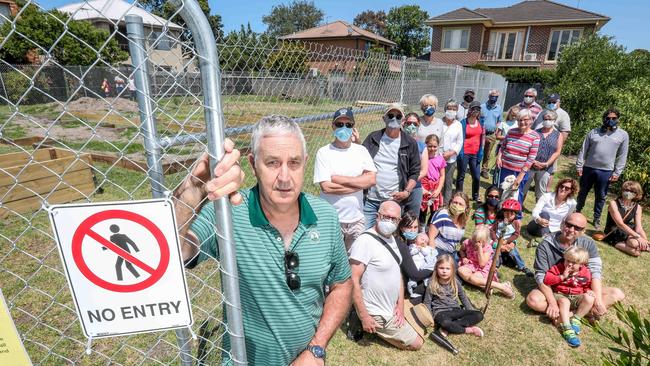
[
  {"x1": 149, "y1": 31, "x2": 172, "y2": 51},
  {"x1": 487, "y1": 30, "x2": 525, "y2": 61},
  {"x1": 442, "y1": 28, "x2": 470, "y2": 51},
  {"x1": 547, "y1": 29, "x2": 582, "y2": 61},
  {"x1": 0, "y1": 3, "x2": 11, "y2": 25}
]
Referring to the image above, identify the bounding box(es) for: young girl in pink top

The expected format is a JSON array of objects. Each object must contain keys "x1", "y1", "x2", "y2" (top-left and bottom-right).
[
  {"x1": 420, "y1": 134, "x2": 447, "y2": 226},
  {"x1": 458, "y1": 226, "x2": 515, "y2": 298}
]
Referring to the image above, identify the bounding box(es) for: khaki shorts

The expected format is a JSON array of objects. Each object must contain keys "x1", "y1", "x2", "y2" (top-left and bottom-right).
[
  {"x1": 372, "y1": 314, "x2": 419, "y2": 347},
  {"x1": 341, "y1": 218, "x2": 365, "y2": 251},
  {"x1": 554, "y1": 293, "x2": 585, "y2": 309}
]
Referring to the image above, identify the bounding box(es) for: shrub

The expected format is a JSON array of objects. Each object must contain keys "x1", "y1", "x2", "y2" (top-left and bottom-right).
[
  {"x1": 591, "y1": 303, "x2": 650, "y2": 366},
  {"x1": 504, "y1": 68, "x2": 556, "y2": 84},
  {"x1": 2, "y1": 69, "x2": 52, "y2": 104}
]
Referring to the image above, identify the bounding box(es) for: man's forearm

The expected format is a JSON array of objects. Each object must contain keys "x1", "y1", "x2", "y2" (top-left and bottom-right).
[
  {"x1": 331, "y1": 172, "x2": 376, "y2": 190},
  {"x1": 173, "y1": 180, "x2": 206, "y2": 260},
  {"x1": 352, "y1": 282, "x2": 371, "y2": 320},
  {"x1": 310, "y1": 279, "x2": 352, "y2": 348},
  {"x1": 591, "y1": 278, "x2": 604, "y2": 303},
  {"x1": 404, "y1": 179, "x2": 417, "y2": 193},
  {"x1": 319, "y1": 181, "x2": 357, "y2": 195},
  {"x1": 539, "y1": 283, "x2": 558, "y2": 307}
]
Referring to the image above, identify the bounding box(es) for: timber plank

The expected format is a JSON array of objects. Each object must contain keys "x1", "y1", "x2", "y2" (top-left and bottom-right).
[
  {"x1": 0, "y1": 182, "x2": 95, "y2": 219},
  {"x1": 0, "y1": 155, "x2": 92, "y2": 187},
  {"x1": 0, "y1": 168, "x2": 94, "y2": 203}
]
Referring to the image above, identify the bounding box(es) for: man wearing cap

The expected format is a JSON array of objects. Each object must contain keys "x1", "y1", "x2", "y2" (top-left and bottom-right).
[
  {"x1": 480, "y1": 89, "x2": 502, "y2": 179},
  {"x1": 456, "y1": 89, "x2": 475, "y2": 121},
  {"x1": 532, "y1": 93, "x2": 571, "y2": 142},
  {"x1": 518, "y1": 88, "x2": 543, "y2": 120},
  {"x1": 362, "y1": 103, "x2": 421, "y2": 228},
  {"x1": 314, "y1": 108, "x2": 377, "y2": 250}
]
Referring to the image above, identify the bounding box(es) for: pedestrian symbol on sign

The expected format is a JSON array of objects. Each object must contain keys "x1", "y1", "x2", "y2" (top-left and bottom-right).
[{"x1": 106, "y1": 224, "x2": 141, "y2": 281}]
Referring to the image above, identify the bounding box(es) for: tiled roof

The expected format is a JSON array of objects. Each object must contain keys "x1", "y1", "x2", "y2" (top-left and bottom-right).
[
  {"x1": 428, "y1": 0, "x2": 609, "y2": 24},
  {"x1": 278, "y1": 20, "x2": 396, "y2": 46}
]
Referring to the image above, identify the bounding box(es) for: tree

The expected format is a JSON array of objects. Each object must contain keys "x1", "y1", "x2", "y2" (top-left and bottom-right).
[
  {"x1": 0, "y1": 5, "x2": 128, "y2": 65},
  {"x1": 140, "y1": 0, "x2": 223, "y2": 40},
  {"x1": 353, "y1": 10, "x2": 387, "y2": 37},
  {"x1": 262, "y1": 1, "x2": 324, "y2": 37},
  {"x1": 265, "y1": 41, "x2": 309, "y2": 74},
  {"x1": 218, "y1": 24, "x2": 276, "y2": 72},
  {"x1": 384, "y1": 5, "x2": 430, "y2": 57}
]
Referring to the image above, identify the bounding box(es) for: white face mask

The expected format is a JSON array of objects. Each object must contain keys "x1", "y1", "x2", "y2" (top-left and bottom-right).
[
  {"x1": 542, "y1": 119, "x2": 555, "y2": 128},
  {"x1": 524, "y1": 96, "x2": 534, "y2": 104},
  {"x1": 445, "y1": 110, "x2": 456, "y2": 120},
  {"x1": 622, "y1": 191, "x2": 636, "y2": 200},
  {"x1": 377, "y1": 219, "x2": 397, "y2": 237}
]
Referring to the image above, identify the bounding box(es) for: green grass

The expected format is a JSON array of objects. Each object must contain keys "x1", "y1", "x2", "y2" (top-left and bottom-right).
[{"x1": 1, "y1": 99, "x2": 649, "y2": 365}]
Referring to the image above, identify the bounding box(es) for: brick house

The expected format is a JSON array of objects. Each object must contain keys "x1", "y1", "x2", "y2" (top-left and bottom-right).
[
  {"x1": 425, "y1": 0, "x2": 609, "y2": 69},
  {"x1": 278, "y1": 20, "x2": 396, "y2": 74}
]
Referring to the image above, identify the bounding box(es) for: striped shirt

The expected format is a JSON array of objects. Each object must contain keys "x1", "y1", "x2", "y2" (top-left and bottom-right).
[
  {"x1": 534, "y1": 128, "x2": 560, "y2": 173},
  {"x1": 428, "y1": 208, "x2": 465, "y2": 253},
  {"x1": 500, "y1": 128, "x2": 540, "y2": 172},
  {"x1": 473, "y1": 206, "x2": 496, "y2": 226},
  {"x1": 188, "y1": 185, "x2": 351, "y2": 365}
]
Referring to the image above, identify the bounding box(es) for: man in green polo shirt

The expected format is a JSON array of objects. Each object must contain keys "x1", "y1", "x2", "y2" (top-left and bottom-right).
[{"x1": 173, "y1": 115, "x2": 353, "y2": 365}]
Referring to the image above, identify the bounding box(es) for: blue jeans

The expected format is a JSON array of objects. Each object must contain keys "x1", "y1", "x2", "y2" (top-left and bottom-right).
[
  {"x1": 456, "y1": 154, "x2": 481, "y2": 200},
  {"x1": 498, "y1": 167, "x2": 529, "y2": 219},
  {"x1": 363, "y1": 199, "x2": 382, "y2": 229},
  {"x1": 576, "y1": 166, "x2": 613, "y2": 223},
  {"x1": 497, "y1": 246, "x2": 527, "y2": 270},
  {"x1": 404, "y1": 187, "x2": 423, "y2": 218}
]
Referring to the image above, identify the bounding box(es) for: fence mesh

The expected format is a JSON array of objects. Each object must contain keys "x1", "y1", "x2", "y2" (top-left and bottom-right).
[{"x1": 0, "y1": 1, "x2": 507, "y2": 364}]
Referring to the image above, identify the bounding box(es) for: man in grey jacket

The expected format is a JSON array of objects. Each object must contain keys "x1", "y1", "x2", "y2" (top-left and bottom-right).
[
  {"x1": 575, "y1": 108, "x2": 629, "y2": 229},
  {"x1": 526, "y1": 213, "x2": 625, "y2": 324}
]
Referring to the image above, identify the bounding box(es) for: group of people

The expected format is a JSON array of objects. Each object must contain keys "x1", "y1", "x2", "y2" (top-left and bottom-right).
[
  {"x1": 100, "y1": 76, "x2": 136, "y2": 99},
  {"x1": 169, "y1": 86, "x2": 645, "y2": 364}
]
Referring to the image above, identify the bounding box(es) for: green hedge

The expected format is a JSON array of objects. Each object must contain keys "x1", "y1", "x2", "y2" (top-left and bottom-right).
[{"x1": 503, "y1": 68, "x2": 557, "y2": 84}]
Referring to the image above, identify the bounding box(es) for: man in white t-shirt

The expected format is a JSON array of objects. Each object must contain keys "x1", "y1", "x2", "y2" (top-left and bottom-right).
[
  {"x1": 314, "y1": 108, "x2": 377, "y2": 250},
  {"x1": 349, "y1": 200, "x2": 424, "y2": 350}
]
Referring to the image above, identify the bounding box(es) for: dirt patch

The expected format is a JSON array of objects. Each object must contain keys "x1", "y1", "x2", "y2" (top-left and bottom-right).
[
  {"x1": 10, "y1": 115, "x2": 125, "y2": 143},
  {"x1": 48, "y1": 97, "x2": 140, "y2": 113}
]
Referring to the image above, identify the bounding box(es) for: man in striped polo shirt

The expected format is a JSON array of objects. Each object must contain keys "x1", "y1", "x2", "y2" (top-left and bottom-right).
[{"x1": 174, "y1": 115, "x2": 352, "y2": 365}]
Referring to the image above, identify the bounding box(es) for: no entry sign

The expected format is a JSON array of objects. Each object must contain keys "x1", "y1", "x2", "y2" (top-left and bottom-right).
[{"x1": 49, "y1": 199, "x2": 193, "y2": 339}]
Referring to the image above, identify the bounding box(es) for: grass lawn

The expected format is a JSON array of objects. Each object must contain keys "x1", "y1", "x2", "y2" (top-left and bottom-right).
[{"x1": 1, "y1": 99, "x2": 648, "y2": 365}]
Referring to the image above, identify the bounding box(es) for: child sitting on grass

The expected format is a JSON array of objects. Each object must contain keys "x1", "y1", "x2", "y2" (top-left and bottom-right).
[
  {"x1": 458, "y1": 225, "x2": 515, "y2": 298},
  {"x1": 424, "y1": 254, "x2": 484, "y2": 355},
  {"x1": 490, "y1": 199, "x2": 534, "y2": 277},
  {"x1": 407, "y1": 233, "x2": 438, "y2": 300},
  {"x1": 543, "y1": 246, "x2": 594, "y2": 347}
]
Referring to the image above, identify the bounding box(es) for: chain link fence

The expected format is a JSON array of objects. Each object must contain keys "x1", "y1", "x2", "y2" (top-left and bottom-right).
[{"x1": 0, "y1": 1, "x2": 507, "y2": 364}]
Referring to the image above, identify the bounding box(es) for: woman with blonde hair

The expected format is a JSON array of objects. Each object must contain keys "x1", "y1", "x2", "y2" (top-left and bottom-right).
[
  {"x1": 428, "y1": 191, "x2": 469, "y2": 263},
  {"x1": 603, "y1": 180, "x2": 648, "y2": 256}
]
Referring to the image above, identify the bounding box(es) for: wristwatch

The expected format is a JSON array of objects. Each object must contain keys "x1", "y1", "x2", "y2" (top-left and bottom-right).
[{"x1": 307, "y1": 345, "x2": 326, "y2": 360}]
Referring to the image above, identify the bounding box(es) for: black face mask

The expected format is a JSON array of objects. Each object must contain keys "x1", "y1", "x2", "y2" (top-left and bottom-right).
[
  {"x1": 464, "y1": 95, "x2": 474, "y2": 103},
  {"x1": 487, "y1": 198, "x2": 499, "y2": 207}
]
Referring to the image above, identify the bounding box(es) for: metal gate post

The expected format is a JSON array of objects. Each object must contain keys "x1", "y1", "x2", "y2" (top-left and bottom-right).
[
  {"x1": 125, "y1": 14, "x2": 194, "y2": 366},
  {"x1": 172, "y1": 0, "x2": 248, "y2": 365},
  {"x1": 399, "y1": 56, "x2": 406, "y2": 104}
]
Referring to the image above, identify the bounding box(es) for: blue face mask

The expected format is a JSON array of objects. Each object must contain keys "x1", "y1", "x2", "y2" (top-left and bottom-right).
[
  {"x1": 422, "y1": 106, "x2": 435, "y2": 116},
  {"x1": 333, "y1": 127, "x2": 353, "y2": 142},
  {"x1": 604, "y1": 118, "x2": 618, "y2": 128},
  {"x1": 546, "y1": 103, "x2": 557, "y2": 110},
  {"x1": 488, "y1": 96, "x2": 498, "y2": 104},
  {"x1": 403, "y1": 231, "x2": 418, "y2": 241}
]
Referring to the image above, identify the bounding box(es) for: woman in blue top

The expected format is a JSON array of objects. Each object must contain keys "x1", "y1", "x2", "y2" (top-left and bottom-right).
[
  {"x1": 456, "y1": 101, "x2": 486, "y2": 202},
  {"x1": 428, "y1": 191, "x2": 470, "y2": 264}
]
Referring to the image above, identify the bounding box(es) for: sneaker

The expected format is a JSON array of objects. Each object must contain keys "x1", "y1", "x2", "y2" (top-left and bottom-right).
[
  {"x1": 570, "y1": 316, "x2": 582, "y2": 334},
  {"x1": 562, "y1": 326, "x2": 581, "y2": 347},
  {"x1": 593, "y1": 218, "x2": 601, "y2": 231},
  {"x1": 481, "y1": 170, "x2": 490, "y2": 179},
  {"x1": 522, "y1": 267, "x2": 534, "y2": 277}
]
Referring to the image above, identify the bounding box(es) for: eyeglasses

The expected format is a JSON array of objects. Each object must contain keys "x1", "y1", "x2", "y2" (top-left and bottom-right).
[
  {"x1": 470, "y1": 107, "x2": 481, "y2": 112},
  {"x1": 524, "y1": 95, "x2": 535, "y2": 98},
  {"x1": 386, "y1": 113, "x2": 403, "y2": 120},
  {"x1": 378, "y1": 212, "x2": 400, "y2": 223},
  {"x1": 285, "y1": 250, "x2": 300, "y2": 291},
  {"x1": 564, "y1": 222, "x2": 585, "y2": 231},
  {"x1": 404, "y1": 120, "x2": 419, "y2": 126},
  {"x1": 559, "y1": 185, "x2": 573, "y2": 191},
  {"x1": 487, "y1": 194, "x2": 500, "y2": 199},
  {"x1": 334, "y1": 121, "x2": 354, "y2": 128}
]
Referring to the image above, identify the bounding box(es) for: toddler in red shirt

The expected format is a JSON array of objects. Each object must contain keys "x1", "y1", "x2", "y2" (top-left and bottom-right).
[{"x1": 543, "y1": 246, "x2": 594, "y2": 348}]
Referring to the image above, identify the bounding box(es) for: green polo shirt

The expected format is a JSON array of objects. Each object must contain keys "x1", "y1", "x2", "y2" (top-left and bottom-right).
[{"x1": 188, "y1": 185, "x2": 351, "y2": 365}]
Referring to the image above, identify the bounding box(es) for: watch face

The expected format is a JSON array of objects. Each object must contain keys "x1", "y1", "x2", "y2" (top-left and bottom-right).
[{"x1": 310, "y1": 345, "x2": 325, "y2": 358}]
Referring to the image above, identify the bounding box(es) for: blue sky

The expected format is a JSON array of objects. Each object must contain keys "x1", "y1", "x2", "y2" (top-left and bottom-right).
[{"x1": 44, "y1": 0, "x2": 648, "y2": 51}]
